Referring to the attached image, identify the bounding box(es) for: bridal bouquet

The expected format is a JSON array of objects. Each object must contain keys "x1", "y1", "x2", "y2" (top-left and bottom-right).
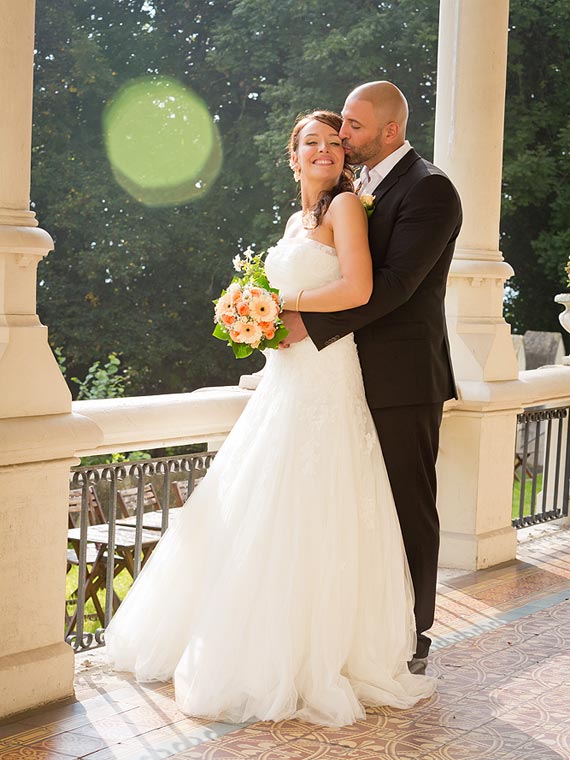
[{"x1": 213, "y1": 247, "x2": 289, "y2": 358}]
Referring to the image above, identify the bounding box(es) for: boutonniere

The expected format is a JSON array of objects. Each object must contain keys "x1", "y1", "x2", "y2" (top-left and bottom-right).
[{"x1": 360, "y1": 194, "x2": 375, "y2": 218}]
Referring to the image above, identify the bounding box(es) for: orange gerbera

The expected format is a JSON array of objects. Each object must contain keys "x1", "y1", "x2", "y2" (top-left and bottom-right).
[
  {"x1": 230, "y1": 320, "x2": 263, "y2": 345},
  {"x1": 249, "y1": 294, "x2": 278, "y2": 322}
]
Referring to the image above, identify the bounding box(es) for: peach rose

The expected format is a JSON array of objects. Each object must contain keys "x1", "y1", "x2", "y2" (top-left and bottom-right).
[
  {"x1": 261, "y1": 323, "x2": 275, "y2": 340},
  {"x1": 237, "y1": 301, "x2": 250, "y2": 317}
]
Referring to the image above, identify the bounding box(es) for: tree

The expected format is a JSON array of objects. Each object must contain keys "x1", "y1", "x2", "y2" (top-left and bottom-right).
[
  {"x1": 502, "y1": 0, "x2": 570, "y2": 343},
  {"x1": 33, "y1": 0, "x2": 570, "y2": 397},
  {"x1": 33, "y1": 0, "x2": 442, "y2": 396}
]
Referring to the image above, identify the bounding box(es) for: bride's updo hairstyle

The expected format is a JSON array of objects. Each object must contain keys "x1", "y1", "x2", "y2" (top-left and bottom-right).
[{"x1": 288, "y1": 110, "x2": 355, "y2": 228}]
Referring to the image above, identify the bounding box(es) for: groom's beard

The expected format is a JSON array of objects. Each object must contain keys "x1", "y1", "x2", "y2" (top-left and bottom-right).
[{"x1": 342, "y1": 133, "x2": 384, "y2": 166}]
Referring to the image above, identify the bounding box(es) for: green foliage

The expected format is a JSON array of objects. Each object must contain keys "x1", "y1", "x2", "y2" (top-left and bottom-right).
[
  {"x1": 33, "y1": 0, "x2": 440, "y2": 393},
  {"x1": 502, "y1": 0, "x2": 570, "y2": 341},
  {"x1": 512, "y1": 472, "x2": 543, "y2": 521},
  {"x1": 79, "y1": 449, "x2": 152, "y2": 467},
  {"x1": 66, "y1": 564, "x2": 133, "y2": 634},
  {"x1": 54, "y1": 345, "x2": 67, "y2": 377},
  {"x1": 58, "y1": 347, "x2": 148, "y2": 463},
  {"x1": 71, "y1": 352, "x2": 127, "y2": 400}
]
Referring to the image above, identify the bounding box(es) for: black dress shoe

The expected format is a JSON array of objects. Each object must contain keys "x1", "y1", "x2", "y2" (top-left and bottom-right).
[{"x1": 408, "y1": 656, "x2": 428, "y2": 675}]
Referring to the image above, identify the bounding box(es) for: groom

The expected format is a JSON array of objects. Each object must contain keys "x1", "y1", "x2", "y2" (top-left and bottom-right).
[{"x1": 282, "y1": 81, "x2": 462, "y2": 673}]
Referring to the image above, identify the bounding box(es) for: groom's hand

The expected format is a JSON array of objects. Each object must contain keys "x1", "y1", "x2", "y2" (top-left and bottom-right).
[{"x1": 279, "y1": 310, "x2": 308, "y2": 349}]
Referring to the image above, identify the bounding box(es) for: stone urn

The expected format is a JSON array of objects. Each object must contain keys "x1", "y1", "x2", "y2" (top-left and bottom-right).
[{"x1": 554, "y1": 293, "x2": 570, "y2": 365}]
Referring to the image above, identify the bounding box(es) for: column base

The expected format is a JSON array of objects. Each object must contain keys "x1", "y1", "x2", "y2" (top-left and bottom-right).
[
  {"x1": 0, "y1": 641, "x2": 74, "y2": 720},
  {"x1": 439, "y1": 525, "x2": 517, "y2": 570}
]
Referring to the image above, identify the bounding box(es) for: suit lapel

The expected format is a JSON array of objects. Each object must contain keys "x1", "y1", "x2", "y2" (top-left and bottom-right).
[{"x1": 370, "y1": 149, "x2": 422, "y2": 206}]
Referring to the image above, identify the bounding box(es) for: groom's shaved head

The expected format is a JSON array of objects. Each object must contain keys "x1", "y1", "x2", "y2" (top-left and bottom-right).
[
  {"x1": 339, "y1": 81, "x2": 409, "y2": 166},
  {"x1": 347, "y1": 81, "x2": 409, "y2": 136}
]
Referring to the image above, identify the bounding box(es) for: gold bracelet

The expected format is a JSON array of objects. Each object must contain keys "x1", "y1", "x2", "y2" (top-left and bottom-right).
[{"x1": 295, "y1": 289, "x2": 304, "y2": 312}]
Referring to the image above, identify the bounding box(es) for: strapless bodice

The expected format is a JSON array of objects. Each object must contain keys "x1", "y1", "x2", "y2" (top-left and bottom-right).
[
  {"x1": 265, "y1": 237, "x2": 340, "y2": 293},
  {"x1": 262, "y1": 236, "x2": 357, "y2": 379}
]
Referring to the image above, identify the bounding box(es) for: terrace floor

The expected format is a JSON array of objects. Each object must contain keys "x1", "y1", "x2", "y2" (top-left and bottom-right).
[{"x1": 1, "y1": 523, "x2": 570, "y2": 760}]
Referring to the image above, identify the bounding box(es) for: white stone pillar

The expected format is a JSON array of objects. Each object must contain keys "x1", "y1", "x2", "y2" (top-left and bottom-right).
[
  {"x1": 0, "y1": 0, "x2": 75, "y2": 718},
  {"x1": 434, "y1": 0, "x2": 518, "y2": 569},
  {"x1": 435, "y1": 0, "x2": 518, "y2": 383},
  {"x1": 437, "y1": 403, "x2": 519, "y2": 569}
]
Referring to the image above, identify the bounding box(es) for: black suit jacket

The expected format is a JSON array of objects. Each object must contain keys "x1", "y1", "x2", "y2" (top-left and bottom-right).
[{"x1": 302, "y1": 149, "x2": 462, "y2": 409}]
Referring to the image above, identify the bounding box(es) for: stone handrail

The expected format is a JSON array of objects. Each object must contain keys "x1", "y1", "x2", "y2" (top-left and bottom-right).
[
  {"x1": 447, "y1": 365, "x2": 570, "y2": 413},
  {"x1": 3, "y1": 367, "x2": 568, "y2": 469},
  {"x1": 72, "y1": 386, "x2": 252, "y2": 456},
  {"x1": 0, "y1": 386, "x2": 252, "y2": 467}
]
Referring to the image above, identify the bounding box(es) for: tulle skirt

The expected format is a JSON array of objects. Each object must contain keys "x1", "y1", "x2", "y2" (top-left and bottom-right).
[{"x1": 105, "y1": 335, "x2": 436, "y2": 725}]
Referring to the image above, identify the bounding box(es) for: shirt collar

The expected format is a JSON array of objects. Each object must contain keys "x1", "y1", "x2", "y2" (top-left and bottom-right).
[{"x1": 366, "y1": 140, "x2": 413, "y2": 189}]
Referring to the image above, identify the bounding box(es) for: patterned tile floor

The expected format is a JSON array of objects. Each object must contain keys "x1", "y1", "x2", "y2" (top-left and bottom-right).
[{"x1": 2, "y1": 523, "x2": 570, "y2": 759}]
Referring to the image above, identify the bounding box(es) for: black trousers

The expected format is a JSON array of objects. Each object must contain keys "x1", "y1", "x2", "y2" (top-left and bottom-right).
[{"x1": 371, "y1": 402, "x2": 444, "y2": 659}]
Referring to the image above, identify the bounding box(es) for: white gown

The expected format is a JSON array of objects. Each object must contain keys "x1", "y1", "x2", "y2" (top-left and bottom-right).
[{"x1": 105, "y1": 237, "x2": 436, "y2": 726}]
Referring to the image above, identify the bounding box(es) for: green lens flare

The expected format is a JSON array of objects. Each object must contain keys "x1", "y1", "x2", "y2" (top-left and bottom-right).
[{"x1": 103, "y1": 77, "x2": 222, "y2": 206}]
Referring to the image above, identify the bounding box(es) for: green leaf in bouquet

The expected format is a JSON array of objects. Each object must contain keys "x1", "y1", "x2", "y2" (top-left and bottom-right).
[
  {"x1": 263, "y1": 324, "x2": 290, "y2": 350},
  {"x1": 256, "y1": 274, "x2": 271, "y2": 290},
  {"x1": 232, "y1": 342, "x2": 254, "y2": 359},
  {"x1": 213, "y1": 322, "x2": 229, "y2": 341}
]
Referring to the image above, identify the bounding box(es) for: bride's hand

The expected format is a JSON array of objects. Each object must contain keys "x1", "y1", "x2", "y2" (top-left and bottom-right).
[{"x1": 279, "y1": 311, "x2": 308, "y2": 348}]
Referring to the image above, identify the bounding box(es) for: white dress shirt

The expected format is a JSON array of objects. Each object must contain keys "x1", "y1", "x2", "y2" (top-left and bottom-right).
[{"x1": 358, "y1": 139, "x2": 413, "y2": 196}]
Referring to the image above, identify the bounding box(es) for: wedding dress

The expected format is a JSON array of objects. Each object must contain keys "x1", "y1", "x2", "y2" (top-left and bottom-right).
[{"x1": 105, "y1": 237, "x2": 436, "y2": 726}]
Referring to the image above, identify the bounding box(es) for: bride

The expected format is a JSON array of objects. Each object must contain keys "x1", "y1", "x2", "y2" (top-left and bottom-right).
[{"x1": 105, "y1": 109, "x2": 436, "y2": 726}]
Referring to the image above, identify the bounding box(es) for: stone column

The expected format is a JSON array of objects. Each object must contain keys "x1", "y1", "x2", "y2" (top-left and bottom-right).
[
  {"x1": 434, "y1": 0, "x2": 518, "y2": 568},
  {"x1": 0, "y1": 0, "x2": 75, "y2": 717},
  {"x1": 435, "y1": 0, "x2": 517, "y2": 383}
]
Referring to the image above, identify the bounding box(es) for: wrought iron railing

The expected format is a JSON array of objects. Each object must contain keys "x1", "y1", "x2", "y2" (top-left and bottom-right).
[
  {"x1": 513, "y1": 405, "x2": 570, "y2": 528},
  {"x1": 65, "y1": 452, "x2": 216, "y2": 652}
]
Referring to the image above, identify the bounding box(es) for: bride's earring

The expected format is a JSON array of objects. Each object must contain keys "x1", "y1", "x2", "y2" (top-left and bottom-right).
[{"x1": 290, "y1": 157, "x2": 301, "y2": 183}]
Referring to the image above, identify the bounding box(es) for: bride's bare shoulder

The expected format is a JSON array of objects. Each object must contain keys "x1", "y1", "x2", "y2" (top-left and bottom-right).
[{"x1": 328, "y1": 191, "x2": 363, "y2": 214}]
